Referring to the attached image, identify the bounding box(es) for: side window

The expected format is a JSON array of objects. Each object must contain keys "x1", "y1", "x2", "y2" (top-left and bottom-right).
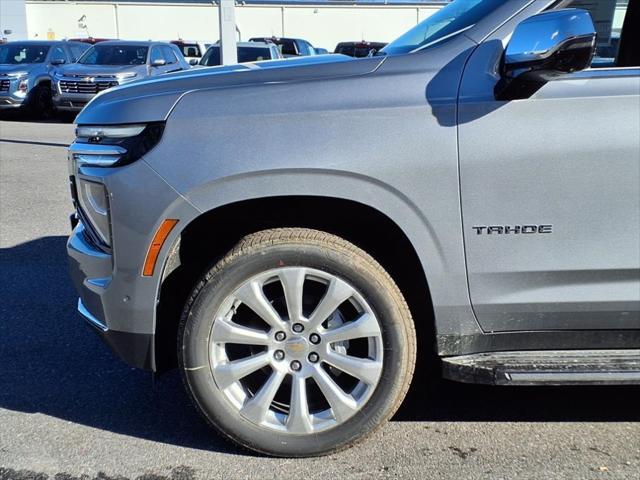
[
  {"x1": 50, "y1": 46, "x2": 66, "y2": 63},
  {"x1": 67, "y1": 44, "x2": 88, "y2": 62},
  {"x1": 161, "y1": 46, "x2": 178, "y2": 65},
  {"x1": 564, "y1": 0, "x2": 634, "y2": 67},
  {"x1": 150, "y1": 47, "x2": 163, "y2": 64},
  {"x1": 280, "y1": 41, "x2": 298, "y2": 56},
  {"x1": 304, "y1": 42, "x2": 316, "y2": 55}
]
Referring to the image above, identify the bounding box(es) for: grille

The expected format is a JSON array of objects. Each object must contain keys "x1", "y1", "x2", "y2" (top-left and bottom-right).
[
  {"x1": 0, "y1": 80, "x2": 10, "y2": 92},
  {"x1": 59, "y1": 80, "x2": 119, "y2": 94}
]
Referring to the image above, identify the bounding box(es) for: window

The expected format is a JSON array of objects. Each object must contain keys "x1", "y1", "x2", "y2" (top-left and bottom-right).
[
  {"x1": 298, "y1": 41, "x2": 312, "y2": 56},
  {"x1": 382, "y1": 0, "x2": 505, "y2": 55},
  {"x1": 150, "y1": 47, "x2": 163, "y2": 64},
  {"x1": 200, "y1": 46, "x2": 274, "y2": 66},
  {"x1": 68, "y1": 44, "x2": 89, "y2": 62},
  {"x1": 560, "y1": 0, "x2": 637, "y2": 67},
  {"x1": 280, "y1": 40, "x2": 298, "y2": 56},
  {"x1": 237, "y1": 47, "x2": 272, "y2": 63},
  {"x1": 200, "y1": 47, "x2": 221, "y2": 66},
  {"x1": 175, "y1": 43, "x2": 201, "y2": 58},
  {"x1": 161, "y1": 46, "x2": 178, "y2": 64},
  {"x1": 49, "y1": 46, "x2": 66, "y2": 63},
  {"x1": 79, "y1": 45, "x2": 148, "y2": 65},
  {"x1": 0, "y1": 44, "x2": 50, "y2": 64}
]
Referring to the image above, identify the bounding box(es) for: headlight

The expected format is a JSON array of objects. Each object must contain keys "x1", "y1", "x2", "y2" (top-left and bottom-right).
[
  {"x1": 77, "y1": 179, "x2": 111, "y2": 246},
  {"x1": 16, "y1": 79, "x2": 28, "y2": 96},
  {"x1": 76, "y1": 124, "x2": 146, "y2": 138},
  {"x1": 71, "y1": 123, "x2": 165, "y2": 167},
  {"x1": 115, "y1": 72, "x2": 137, "y2": 81},
  {"x1": 8, "y1": 71, "x2": 28, "y2": 78}
]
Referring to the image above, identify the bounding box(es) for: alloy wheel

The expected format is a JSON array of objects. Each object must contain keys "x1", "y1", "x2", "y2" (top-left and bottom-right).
[{"x1": 208, "y1": 267, "x2": 384, "y2": 433}]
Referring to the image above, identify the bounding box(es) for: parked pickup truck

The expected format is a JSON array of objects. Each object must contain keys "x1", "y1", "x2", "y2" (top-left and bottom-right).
[{"x1": 67, "y1": 0, "x2": 639, "y2": 457}]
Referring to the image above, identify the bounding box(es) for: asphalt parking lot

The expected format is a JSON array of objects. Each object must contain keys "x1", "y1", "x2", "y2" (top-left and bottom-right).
[{"x1": 0, "y1": 119, "x2": 639, "y2": 480}]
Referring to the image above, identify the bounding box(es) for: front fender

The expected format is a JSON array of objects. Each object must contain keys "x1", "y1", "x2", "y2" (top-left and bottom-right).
[
  {"x1": 151, "y1": 166, "x2": 480, "y2": 337},
  {"x1": 146, "y1": 39, "x2": 482, "y2": 336}
]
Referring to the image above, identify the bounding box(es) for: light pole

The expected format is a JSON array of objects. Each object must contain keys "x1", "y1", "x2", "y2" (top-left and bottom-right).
[{"x1": 217, "y1": 0, "x2": 238, "y2": 65}]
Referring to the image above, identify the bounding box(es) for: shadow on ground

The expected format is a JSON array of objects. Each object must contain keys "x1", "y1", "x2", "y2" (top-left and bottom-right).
[
  {"x1": 1, "y1": 236, "x2": 638, "y2": 457},
  {"x1": 0, "y1": 111, "x2": 75, "y2": 124}
]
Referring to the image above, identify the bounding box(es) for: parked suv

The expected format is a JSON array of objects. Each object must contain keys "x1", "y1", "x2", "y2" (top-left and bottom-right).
[
  {"x1": 170, "y1": 40, "x2": 212, "y2": 64},
  {"x1": 249, "y1": 37, "x2": 318, "y2": 56},
  {"x1": 0, "y1": 40, "x2": 89, "y2": 116},
  {"x1": 198, "y1": 42, "x2": 283, "y2": 66},
  {"x1": 334, "y1": 41, "x2": 387, "y2": 57},
  {"x1": 67, "y1": 0, "x2": 640, "y2": 457},
  {"x1": 53, "y1": 40, "x2": 189, "y2": 112}
]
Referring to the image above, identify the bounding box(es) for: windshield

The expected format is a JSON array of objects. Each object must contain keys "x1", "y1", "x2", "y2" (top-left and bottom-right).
[
  {"x1": 173, "y1": 43, "x2": 203, "y2": 58},
  {"x1": 200, "y1": 47, "x2": 273, "y2": 66},
  {"x1": 0, "y1": 44, "x2": 50, "y2": 64},
  {"x1": 78, "y1": 45, "x2": 149, "y2": 65},
  {"x1": 382, "y1": 0, "x2": 505, "y2": 55}
]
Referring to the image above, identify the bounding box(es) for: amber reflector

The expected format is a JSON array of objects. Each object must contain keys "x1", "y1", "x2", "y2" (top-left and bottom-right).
[{"x1": 142, "y1": 219, "x2": 178, "y2": 276}]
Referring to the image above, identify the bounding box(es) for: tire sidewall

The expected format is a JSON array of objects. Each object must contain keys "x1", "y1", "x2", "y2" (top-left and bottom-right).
[
  {"x1": 24, "y1": 84, "x2": 52, "y2": 119},
  {"x1": 180, "y1": 240, "x2": 413, "y2": 456}
]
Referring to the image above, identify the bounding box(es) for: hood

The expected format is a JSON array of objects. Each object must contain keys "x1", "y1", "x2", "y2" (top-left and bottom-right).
[
  {"x1": 76, "y1": 54, "x2": 385, "y2": 125},
  {"x1": 0, "y1": 64, "x2": 38, "y2": 76},
  {"x1": 56, "y1": 63, "x2": 145, "y2": 78}
]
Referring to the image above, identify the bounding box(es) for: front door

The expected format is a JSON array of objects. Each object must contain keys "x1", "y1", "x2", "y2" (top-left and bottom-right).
[{"x1": 458, "y1": 0, "x2": 640, "y2": 332}]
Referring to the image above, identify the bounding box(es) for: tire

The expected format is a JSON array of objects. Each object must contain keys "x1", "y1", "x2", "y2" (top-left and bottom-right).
[
  {"x1": 23, "y1": 83, "x2": 53, "y2": 119},
  {"x1": 178, "y1": 228, "x2": 416, "y2": 457}
]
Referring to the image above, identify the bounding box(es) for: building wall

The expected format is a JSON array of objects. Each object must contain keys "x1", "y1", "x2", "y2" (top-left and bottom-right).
[
  {"x1": 24, "y1": 1, "x2": 442, "y2": 50},
  {"x1": 1, "y1": 0, "x2": 29, "y2": 41}
]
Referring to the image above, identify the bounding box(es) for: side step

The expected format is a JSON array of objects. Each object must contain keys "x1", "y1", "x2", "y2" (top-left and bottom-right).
[{"x1": 441, "y1": 350, "x2": 640, "y2": 385}]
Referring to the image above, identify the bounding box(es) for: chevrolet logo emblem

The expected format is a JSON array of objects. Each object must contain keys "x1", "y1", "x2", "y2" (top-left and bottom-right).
[{"x1": 285, "y1": 338, "x2": 307, "y2": 355}]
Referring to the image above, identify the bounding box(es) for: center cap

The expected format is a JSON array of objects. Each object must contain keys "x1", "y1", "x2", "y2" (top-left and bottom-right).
[{"x1": 284, "y1": 336, "x2": 309, "y2": 359}]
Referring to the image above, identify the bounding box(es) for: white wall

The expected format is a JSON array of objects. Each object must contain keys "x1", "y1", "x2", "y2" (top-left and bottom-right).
[
  {"x1": 1, "y1": 0, "x2": 29, "y2": 41},
  {"x1": 25, "y1": 2, "x2": 441, "y2": 51}
]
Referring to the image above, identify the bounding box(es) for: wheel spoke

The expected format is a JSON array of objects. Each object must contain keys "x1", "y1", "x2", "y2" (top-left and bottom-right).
[
  {"x1": 214, "y1": 351, "x2": 271, "y2": 389},
  {"x1": 287, "y1": 376, "x2": 313, "y2": 433},
  {"x1": 322, "y1": 312, "x2": 380, "y2": 344},
  {"x1": 312, "y1": 366, "x2": 358, "y2": 422},
  {"x1": 210, "y1": 266, "x2": 384, "y2": 433},
  {"x1": 241, "y1": 369, "x2": 286, "y2": 424},
  {"x1": 211, "y1": 317, "x2": 271, "y2": 346},
  {"x1": 307, "y1": 277, "x2": 353, "y2": 330},
  {"x1": 324, "y1": 350, "x2": 382, "y2": 386},
  {"x1": 234, "y1": 280, "x2": 286, "y2": 331},
  {"x1": 279, "y1": 268, "x2": 306, "y2": 323}
]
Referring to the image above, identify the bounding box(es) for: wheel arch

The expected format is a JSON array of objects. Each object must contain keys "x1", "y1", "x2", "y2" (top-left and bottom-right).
[
  {"x1": 33, "y1": 75, "x2": 52, "y2": 87},
  {"x1": 154, "y1": 195, "x2": 437, "y2": 372}
]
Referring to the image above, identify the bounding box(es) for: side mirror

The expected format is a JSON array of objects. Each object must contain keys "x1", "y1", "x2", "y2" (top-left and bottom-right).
[
  {"x1": 496, "y1": 9, "x2": 596, "y2": 99},
  {"x1": 189, "y1": 59, "x2": 199, "y2": 66},
  {"x1": 151, "y1": 59, "x2": 166, "y2": 67},
  {"x1": 50, "y1": 58, "x2": 66, "y2": 65}
]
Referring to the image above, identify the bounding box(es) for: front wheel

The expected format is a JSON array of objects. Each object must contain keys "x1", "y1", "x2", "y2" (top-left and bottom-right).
[
  {"x1": 179, "y1": 228, "x2": 416, "y2": 456},
  {"x1": 23, "y1": 83, "x2": 53, "y2": 119}
]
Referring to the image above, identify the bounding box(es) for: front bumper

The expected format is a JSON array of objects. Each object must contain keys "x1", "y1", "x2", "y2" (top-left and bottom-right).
[
  {"x1": 0, "y1": 92, "x2": 27, "y2": 109},
  {"x1": 0, "y1": 76, "x2": 30, "y2": 109},
  {"x1": 67, "y1": 155, "x2": 200, "y2": 371},
  {"x1": 53, "y1": 92, "x2": 94, "y2": 111},
  {"x1": 0, "y1": 96, "x2": 25, "y2": 109},
  {"x1": 68, "y1": 220, "x2": 155, "y2": 369}
]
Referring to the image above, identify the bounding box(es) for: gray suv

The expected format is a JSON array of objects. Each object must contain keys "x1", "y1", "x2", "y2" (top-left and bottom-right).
[
  {"x1": 0, "y1": 40, "x2": 89, "y2": 116},
  {"x1": 53, "y1": 40, "x2": 189, "y2": 112},
  {"x1": 66, "y1": 0, "x2": 640, "y2": 457}
]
